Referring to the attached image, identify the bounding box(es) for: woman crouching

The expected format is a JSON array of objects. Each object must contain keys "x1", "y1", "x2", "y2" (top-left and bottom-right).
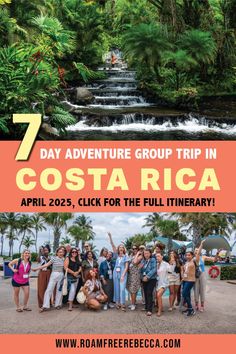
[{"x1": 83, "y1": 269, "x2": 108, "y2": 310}]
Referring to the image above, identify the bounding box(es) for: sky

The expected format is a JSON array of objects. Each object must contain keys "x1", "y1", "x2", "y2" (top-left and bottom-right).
[{"x1": 2, "y1": 213, "x2": 150, "y2": 254}]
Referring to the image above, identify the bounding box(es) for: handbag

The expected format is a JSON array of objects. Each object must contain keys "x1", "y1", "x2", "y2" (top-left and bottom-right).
[
  {"x1": 76, "y1": 287, "x2": 86, "y2": 304},
  {"x1": 62, "y1": 269, "x2": 68, "y2": 296}
]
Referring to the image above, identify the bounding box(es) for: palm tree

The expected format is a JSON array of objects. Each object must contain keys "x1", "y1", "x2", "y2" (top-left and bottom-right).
[
  {"x1": 60, "y1": 235, "x2": 72, "y2": 245},
  {"x1": 122, "y1": 23, "x2": 172, "y2": 78},
  {"x1": 0, "y1": 213, "x2": 7, "y2": 256},
  {"x1": 68, "y1": 224, "x2": 87, "y2": 248},
  {"x1": 178, "y1": 29, "x2": 217, "y2": 66},
  {"x1": 31, "y1": 213, "x2": 46, "y2": 252},
  {"x1": 22, "y1": 235, "x2": 35, "y2": 249},
  {"x1": 40, "y1": 213, "x2": 73, "y2": 251},
  {"x1": 174, "y1": 213, "x2": 233, "y2": 248},
  {"x1": 154, "y1": 219, "x2": 183, "y2": 251},
  {"x1": 144, "y1": 212, "x2": 161, "y2": 233},
  {"x1": 144, "y1": 213, "x2": 185, "y2": 251},
  {"x1": 122, "y1": 233, "x2": 152, "y2": 251},
  {"x1": 18, "y1": 214, "x2": 33, "y2": 253},
  {"x1": 1, "y1": 213, "x2": 20, "y2": 257},
  {"x1": 163, "y1": 49, "x2": 197, "y2": 90},
  {"x1": 72, "y1": 215, "x2": 95, "y2": 250}
]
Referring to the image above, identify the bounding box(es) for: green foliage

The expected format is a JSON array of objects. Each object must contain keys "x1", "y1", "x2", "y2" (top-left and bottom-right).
[
  {"x1": 122, "y1": 233, "x2": 153, "y2": 251},
  {"x1": 220, "y1": 265, "x2": 236, "y2": 280},
  {"x1": 0, "y1": 0, "x2": 11, "y2": 4},
  {"x1": 50, "y1": 106, "x2": 76, "y2": 133},
  {"x1": 122, "y1": 23, "x2": 172, "y2": 76},
  {"x1": 73, "y1": 62, "x2": 106, "y2": 83},
  {"x1": 0, "y1": 0, "x2": 236, "y2": 129},
  {"x1": 60, "y1": 0, "x2": 106, "y2": 67},
  {"x1": 178, "y1": 30, "x2": 217, "y2": 66},
  {"x1": 12, "y1": 253, "x2": 21, "y2": 259},
  {"x1": 31, "y1": 15, "x2": 76, "y2": 57}
]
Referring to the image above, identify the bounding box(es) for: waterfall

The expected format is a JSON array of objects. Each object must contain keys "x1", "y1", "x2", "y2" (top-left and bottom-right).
[{"x1": 64, "y1": 57, "x2": 236, "y2": 140}]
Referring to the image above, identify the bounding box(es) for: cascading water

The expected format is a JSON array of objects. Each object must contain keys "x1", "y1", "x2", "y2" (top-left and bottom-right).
[{"x1": 64, "y1": 58, "x2": 236, "y2": 140}]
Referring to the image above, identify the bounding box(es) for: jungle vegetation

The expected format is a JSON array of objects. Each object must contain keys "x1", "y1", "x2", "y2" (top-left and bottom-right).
[{"x1": 0, "y1": 0, "x2": 235, "y2": 137}]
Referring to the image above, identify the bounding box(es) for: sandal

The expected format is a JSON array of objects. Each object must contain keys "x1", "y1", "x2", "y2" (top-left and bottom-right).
[
  {"x1": 157, "y1": 312, "x2": 161, "y2": 317},
  {"x1": 39, "y1": 307, "x2": 46, "y2": 313},
  {"x1": 121, "y1": 306, "x2": 126, "y2": 312},
  {"x1": 146, "y1": 312, "x2": 152, "y2": 316},
  {"x1": 116, "y1": 304, "x2": 121, "y2": 310},
  {"x1": 16, "y1": 308, "x2": 23, "y2": 312},
  {"x1": 68, "y1": 308, "x2": 73, "y2": 311},
  {"x1": 23, "y1": 307, "x2": 32, "y2": 311},
  {"x1": 56, "y1": 306, "x2": 62, "y2": 310}
]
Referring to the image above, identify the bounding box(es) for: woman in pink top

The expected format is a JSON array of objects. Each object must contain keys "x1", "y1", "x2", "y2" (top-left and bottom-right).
[{"x1": 8, "y1": 249, "x2": 32, "y2": 312}]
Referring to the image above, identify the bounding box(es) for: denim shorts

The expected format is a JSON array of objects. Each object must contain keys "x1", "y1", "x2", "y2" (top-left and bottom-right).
[{"x1": 12, "y1": 279, "x2": 29, "y2": 287}]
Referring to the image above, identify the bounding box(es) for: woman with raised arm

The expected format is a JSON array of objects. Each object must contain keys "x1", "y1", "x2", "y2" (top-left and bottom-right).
[
  {"x1": 64, "y1": 248, "x2": 82, "y2": 311},
  {"x1": 8, "y1": 249, "x2": 32, "y2": 312},
  {"x1": 140, "y1": 248, "x2": 157, "y2": 316},
  {"x1": 181, "y1": 240, "x2": 204, "y2": 317},
  {"x1": 194, "y1": 242, "x2": 220, "y2": 312},
  {"x1": 127, "y1": 245, "x2": 143, "y2": 311},
  {"x1": 32, "y1": 246, "x2": 65, "y2": 312},
  {"x1": 107, "y1": 232, "x2": 117, "y2": 253},
  {"x1": 113, "y1": 244, "x2": 129, "y2": 311}
]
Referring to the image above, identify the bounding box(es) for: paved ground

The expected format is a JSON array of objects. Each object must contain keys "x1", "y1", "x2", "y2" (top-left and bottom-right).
[{"x1": 0, "y1": 277, "x2": 236, "y2": 334}]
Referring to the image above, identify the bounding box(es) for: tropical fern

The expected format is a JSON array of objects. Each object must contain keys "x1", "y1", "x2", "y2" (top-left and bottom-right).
[
  {"x1": 31, "y1": 15, "x2": 76, "y2": 56},
  {"x1": 178, "y1": 30, "x2": 217, "y2": 65},
  {"x1": 50, "y1": 106, "x2": 76, "y2": 133},
  {"x1": 73, "y1": 62, "x2": 106, "y2": 82}
]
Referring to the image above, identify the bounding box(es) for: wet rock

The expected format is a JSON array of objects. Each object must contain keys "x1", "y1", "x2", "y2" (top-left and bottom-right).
[
  {"x1": 61, "y1": 100, "x2": 78, "y2": 112},
  {"x1": 75, "y1": 87, "x2": 94, "y2": 105},
  {"x1": 40, "y1": 123, "x2": 59, "y2": 138}
]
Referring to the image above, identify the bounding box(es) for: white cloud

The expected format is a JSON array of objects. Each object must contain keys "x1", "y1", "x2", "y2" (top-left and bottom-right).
[{"x1": 2, "y1": 213, "x2": 150, "y2": 255}]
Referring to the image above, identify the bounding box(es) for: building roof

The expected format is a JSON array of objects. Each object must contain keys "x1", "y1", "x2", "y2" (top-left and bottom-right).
[{"x1": 154, "y1": 234, "x2": 231, "y2": 251}]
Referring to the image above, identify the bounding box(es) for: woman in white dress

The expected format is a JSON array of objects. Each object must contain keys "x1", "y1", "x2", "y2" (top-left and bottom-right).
[{"x1": 156, "y1": 253, "x2": 170, "y2": 317}]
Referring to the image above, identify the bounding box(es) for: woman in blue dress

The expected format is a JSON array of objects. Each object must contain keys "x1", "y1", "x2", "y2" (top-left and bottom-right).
[{"x1": 113, "y1": 244, "x2": 129, "y2": 311}]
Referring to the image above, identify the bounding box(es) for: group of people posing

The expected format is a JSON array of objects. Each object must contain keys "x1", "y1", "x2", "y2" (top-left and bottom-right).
[{"x1": 8, "y1": 233, "x2": 220, "y2": 317}]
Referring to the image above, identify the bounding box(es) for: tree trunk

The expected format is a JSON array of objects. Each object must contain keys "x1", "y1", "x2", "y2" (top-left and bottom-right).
[
  {"x1": 0, "y1": 235, "x2": 3, "y2": 256},
  {"x1": 192, "y1": 226, "x2": 202, "y2": 249},
  {"x1": 9, "y1": 239, "x2": 13, "y2": 257},
  {"x1": 81, "y1": 240, "x2": 85, "y2": 252},
  {"x1": 35, "y1": 230, "x2": 38, "y2": 253},
  {"x1": 53, "y1": 228, "x2": 61, "y2": 252},
  {"x1": 19, "y1": 231, "x2": 26, "y2": 253}
]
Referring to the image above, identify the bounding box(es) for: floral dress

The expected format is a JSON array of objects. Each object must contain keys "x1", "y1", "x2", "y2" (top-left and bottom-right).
[{"x1": 127, "y1": 256, "x2": 141, "y2": 294}]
